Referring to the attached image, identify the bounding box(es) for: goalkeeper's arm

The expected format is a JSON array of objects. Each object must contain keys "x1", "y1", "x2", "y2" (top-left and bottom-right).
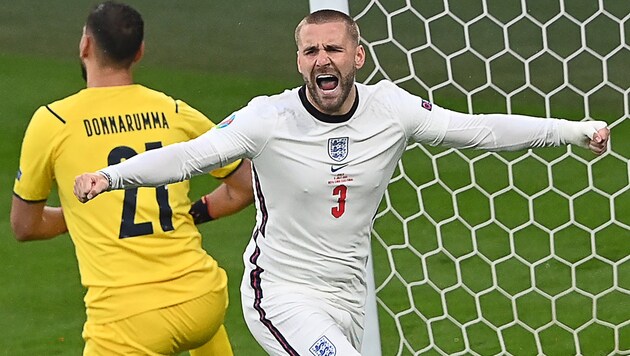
[{"x1": 190, "y1": 159, "x2": 254, "y2": 224}]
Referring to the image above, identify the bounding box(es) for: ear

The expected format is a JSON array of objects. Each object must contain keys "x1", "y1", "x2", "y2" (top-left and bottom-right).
[
  {"x1": 79, "y1": 29, "x2": 90, "y2": 59},
  {"x1": 355, "y1": 44, "x2": 365, "y2": 69},
  {"x1": 133, "y1": 41, "x2": 145, "y2": 63}
]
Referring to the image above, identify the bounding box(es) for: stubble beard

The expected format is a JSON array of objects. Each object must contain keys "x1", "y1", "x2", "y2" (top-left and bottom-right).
[
  {"x1": 80, "y1": 60, "x2": 87, "y2": 83},
  {"x1": 304, "y1": 68, "x2": 356, "y2": 115}
]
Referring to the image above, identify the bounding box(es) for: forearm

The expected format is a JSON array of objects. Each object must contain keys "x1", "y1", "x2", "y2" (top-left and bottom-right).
[
  {"x1": 205, "y1": 183, "x2": 254, "y2": 219},
  {"x1": 189, "y1": 160, "x2": 254, "y2": 224},
  {"x1": 75, "y1": 132, "x2": 251, "y2": 204},
  {"x1": 439, "y1": 111, "x2": 560, "y2": 151},
  {"x1": 103, "y1": 136, "x2": 225, "y2": 190},
  {"x1": 440, "y1": 110, "x2": 604, "y2": 151},
  {"x1": 10, "y1": 197, "x2": 67, "y2": 241},
  {"x1": 189, "y1": 186, "x2": 253, "y2": 224},
  {"x1": 37, "y1": 206, "x2": 68, "y2": 239}
]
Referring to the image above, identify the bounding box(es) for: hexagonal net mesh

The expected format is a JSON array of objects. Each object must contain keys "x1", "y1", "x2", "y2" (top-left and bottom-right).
[{"x1": 349, "y1": 0, "x2": 629, "y2": 355}]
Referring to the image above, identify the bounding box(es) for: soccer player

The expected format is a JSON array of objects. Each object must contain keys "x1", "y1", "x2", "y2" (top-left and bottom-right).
[
  {"x1": 74, "y1": 9, "x2": 610, "y2": 356},
  {"x1": 11, "y1": 1, "x2": 253, "y2": 355}
]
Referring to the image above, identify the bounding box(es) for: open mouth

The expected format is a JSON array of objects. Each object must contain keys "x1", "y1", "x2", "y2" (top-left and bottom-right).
[{"x1": 316, "y1": 74, "x2": 339, "y2": 92}]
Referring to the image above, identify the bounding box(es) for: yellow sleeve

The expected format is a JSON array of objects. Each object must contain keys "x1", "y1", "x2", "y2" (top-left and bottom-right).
[
  {"x1": 209, "y1": 159, "x2": 243, "y2": 179},
  {"x1": 175, "y1": 100, "x2": 243, "y2": 179},
  {"x1": 13, "y1": 106, "x2": 64, "y2": 201}
]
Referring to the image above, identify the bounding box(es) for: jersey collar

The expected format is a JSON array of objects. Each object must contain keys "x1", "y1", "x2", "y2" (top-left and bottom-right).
[{"x1": 298, "y1": 85, "x2": 359, "y2": 123}]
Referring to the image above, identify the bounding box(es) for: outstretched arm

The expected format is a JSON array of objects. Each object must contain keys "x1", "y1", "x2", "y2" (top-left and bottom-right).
[
  {"x1": 74, "y1": 127, "x2": 243, "y2": 203},
  {"x1": 74, "y1": 100, "x2": 275, "y2": 204},
  {"x1": 189, "y1": 160, "x2": 254, "y2": 224},
  {"x1": 10, "y1": 195, "x2": 67, "y2": 241},
  {"x1": 435, "y1": 108, "x2": 610, "y2": 155}
]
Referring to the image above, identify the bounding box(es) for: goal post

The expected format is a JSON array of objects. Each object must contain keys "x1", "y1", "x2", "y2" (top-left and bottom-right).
[
  {"x1": 312, "y1": 0, "x2": 628, "y2": 355},
  {"x1": 308, "y1": 0, "x2": 348, "y2": 16}
]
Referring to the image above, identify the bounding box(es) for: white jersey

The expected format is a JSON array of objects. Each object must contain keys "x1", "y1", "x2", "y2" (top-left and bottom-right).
[
  {"x1": 103, "y1": 80, "x2": 592, "y2": 323},
  {"x1": 204, "y1": 81, "x2": 568, "y2": 315}
]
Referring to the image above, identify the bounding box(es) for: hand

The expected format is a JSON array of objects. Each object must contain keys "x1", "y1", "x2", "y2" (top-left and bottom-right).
[
  {"x1": 564, "y1": 120, "x2": 610, "y2": 155},
  {"x1": 588, "y1": 126, "x2": 610, "y2": 156},
  {"x1": 74, "y1": 173, "x2": 109, "y2": 203}
]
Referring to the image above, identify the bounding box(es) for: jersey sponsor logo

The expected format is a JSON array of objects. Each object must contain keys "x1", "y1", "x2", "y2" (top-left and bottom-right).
[
  {"x1": 421, "y1": 99, "x2": 433, "y2": 111},
  {"x1": 330, "y1": 164, "x2": 348, "y2": 173},
  {"x1": 310, "y1": 335, "x2": 336, "y2": 356},
  {"x1": 16, "y1": 168, "x2": 22, "y2": 181},
  {"x1": 328, "y1": 137, "x2": 348, "y2": 162},
  {"x1": 217, "y1": 114, "x2": 235, "y2": 128}
]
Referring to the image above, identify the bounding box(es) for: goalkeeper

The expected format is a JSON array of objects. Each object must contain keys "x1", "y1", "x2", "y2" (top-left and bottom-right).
[
  {"x1": 11, "y1": 1, "x2": 253, "y2": 355},
  {"x1": 74, "y1": 9, "x2": 609, "y2": 356}
]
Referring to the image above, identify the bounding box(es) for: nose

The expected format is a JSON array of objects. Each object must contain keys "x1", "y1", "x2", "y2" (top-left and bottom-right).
[{"x1": 315, "y1": 50, "x2": 331, "y2": 67}]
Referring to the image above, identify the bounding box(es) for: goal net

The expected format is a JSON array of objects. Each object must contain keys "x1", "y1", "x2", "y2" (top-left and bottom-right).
[{"x1": 347, "y1": 0, "x2": 629, "y2": 355}]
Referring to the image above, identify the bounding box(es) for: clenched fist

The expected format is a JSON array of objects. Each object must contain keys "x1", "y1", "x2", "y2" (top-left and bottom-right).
[
  {"x1": 588, "y1": 126, "x2": 610, "y2": 156},
  {"x1": 74, "y1": 172, "x2": 110, "y2": 203}
]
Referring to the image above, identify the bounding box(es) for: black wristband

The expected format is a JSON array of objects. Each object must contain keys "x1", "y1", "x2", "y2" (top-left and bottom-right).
[{"x1": 189, "y1": 196, "x2": 214, "y2": 224}]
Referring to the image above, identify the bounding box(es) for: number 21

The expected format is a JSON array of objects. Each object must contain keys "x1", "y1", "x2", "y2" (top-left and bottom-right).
[{"x1": 108, "y1": 142, "x2": 174, "y2": 238}]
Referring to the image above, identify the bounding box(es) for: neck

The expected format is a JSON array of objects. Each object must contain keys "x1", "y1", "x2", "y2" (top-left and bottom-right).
[
  {"x1": 86, "y1": 66, "x2": 134, "y2": 88},
  {"x1": 307, "y1": 83, "x2": 357, "y2": 116},
  {"x1": 299, "y1": 85, "x2": 359, "y2": 124},
  {"x1": 338, "y1": 86, "x2": 357, "y2": 115}
]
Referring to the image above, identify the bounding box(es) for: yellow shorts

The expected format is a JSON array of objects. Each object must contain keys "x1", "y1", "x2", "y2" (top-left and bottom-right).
[{"x1": 82, "y1": 289, "x2": 232, "y2": 356}]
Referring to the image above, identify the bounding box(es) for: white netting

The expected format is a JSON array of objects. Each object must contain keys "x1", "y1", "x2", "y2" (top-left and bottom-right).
[{"x1": 350, "y1": 0, "x2": 629, "y2": 354}]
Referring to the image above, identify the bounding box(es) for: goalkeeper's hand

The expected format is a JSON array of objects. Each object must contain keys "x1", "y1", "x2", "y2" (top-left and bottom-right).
[{"x1": 189, "y1": 195, "x2": 214, "y2": 224}]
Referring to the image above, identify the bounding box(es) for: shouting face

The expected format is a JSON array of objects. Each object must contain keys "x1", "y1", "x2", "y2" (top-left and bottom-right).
[{"x1": 296, "y1": 21, "x2": 365, "y2": 116}]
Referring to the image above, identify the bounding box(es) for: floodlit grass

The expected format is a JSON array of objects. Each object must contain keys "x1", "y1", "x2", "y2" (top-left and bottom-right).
[
  {"x1": 0, "y1": 53, "x2": 273, "y2": 355},
  {"x1": 0, "y1": 1, "x2": 627, "y2": 355}
]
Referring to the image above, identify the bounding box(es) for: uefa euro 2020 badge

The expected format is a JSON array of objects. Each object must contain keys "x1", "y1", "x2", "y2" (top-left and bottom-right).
[{"x1": 217, "y1": 114, "x2": 236, "y2": 129}]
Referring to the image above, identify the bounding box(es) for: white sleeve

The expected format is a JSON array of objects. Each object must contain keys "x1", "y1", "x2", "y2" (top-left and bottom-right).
[
  {"x1": 386, "y1": 81, "x2": 605, "y2": 151},
  {"x1": 434, "y1": 108, "x2": 562, "y2": 151},
  {"x1": 101, "y1": 99, "x2": 275, "y2": 189},
  {"x1": 434, "y1": 108, "x2": 606, "y2": 151},
  {"x1": 101, "y1": 130, "x2": 242, "y2": 189}
]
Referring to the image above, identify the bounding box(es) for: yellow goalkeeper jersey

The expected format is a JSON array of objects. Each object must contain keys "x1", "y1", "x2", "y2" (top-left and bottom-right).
[{"x1": 13, "y1": 84, "x2": 240, "y2": 323}]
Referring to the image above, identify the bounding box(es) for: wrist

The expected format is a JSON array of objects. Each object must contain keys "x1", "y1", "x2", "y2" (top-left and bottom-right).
[
  {"x1": 189, "y1": 195, "x2": 214, "y2": 224},
  {"x1": 558, "y1": 120, "x2": 606, "y2": 149},
  {"x1": 98, "y1": 170, "x2": 113, "y2": 191}
]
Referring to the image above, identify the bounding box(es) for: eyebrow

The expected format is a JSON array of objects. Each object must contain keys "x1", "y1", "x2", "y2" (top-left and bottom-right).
[
  {"x1": 324, "y1": 44, "x2": 344, "y2": 51},
  {"x1": 302, "y1": 43, "x2": 344, "y2": 52}
]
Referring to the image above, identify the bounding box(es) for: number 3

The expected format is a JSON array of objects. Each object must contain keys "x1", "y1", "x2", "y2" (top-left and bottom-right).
[{"x1": 332, "y1": 185, "x2": 347, "y2": 218}]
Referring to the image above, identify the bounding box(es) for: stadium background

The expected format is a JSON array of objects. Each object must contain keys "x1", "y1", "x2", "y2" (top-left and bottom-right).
[
  {"x1": 1, "y1": 1, "x2": 303, "y2": 354},
  {"x1": 1, "y1": 1, "x2": 627, "y2": 355}
]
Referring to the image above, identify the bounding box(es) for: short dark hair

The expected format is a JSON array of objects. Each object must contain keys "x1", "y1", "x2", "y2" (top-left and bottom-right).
[
  {"x1": 294, "y1": 9, "x2": 360, "y2": 46},
  {"x1": 86, "y1": 1, "x2": 143, "y2": 67}
]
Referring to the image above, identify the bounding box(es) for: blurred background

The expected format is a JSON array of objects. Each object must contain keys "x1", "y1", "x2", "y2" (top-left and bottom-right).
[
  {"x1": 1, "y1": 1, "x2": 627, "y2": 355},
  {"x1": 1, "y1": 1, "x2": 309, "y2": 354}
]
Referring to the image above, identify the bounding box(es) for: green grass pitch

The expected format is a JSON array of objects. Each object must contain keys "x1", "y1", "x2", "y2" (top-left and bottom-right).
[{"x1": 0, "y1": 1, "x2": 627, "y2": 355}]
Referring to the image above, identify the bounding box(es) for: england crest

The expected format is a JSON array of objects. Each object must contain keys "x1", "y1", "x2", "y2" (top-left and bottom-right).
[
  {"x1": 328, "y1": 137, "x2": 348, "y2": 162},
  {"x1": 310, "y1": 336, "x2": 336, "y2": 356}
]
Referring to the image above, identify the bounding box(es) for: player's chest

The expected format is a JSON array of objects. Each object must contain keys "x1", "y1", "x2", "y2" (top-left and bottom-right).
[{"x1": 255, "y1": 121, "x2": 405, "y2": 193}]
